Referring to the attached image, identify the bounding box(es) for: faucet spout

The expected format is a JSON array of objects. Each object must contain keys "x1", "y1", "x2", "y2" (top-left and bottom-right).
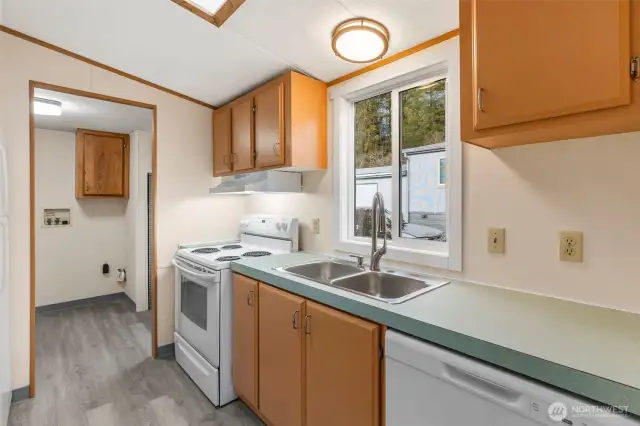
[{"x1": 370, "y1": 192, "x2": 387, "y2": 271}]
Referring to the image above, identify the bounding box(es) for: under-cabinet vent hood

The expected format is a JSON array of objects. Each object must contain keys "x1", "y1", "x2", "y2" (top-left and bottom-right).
[{"x1": 209, "y1": 171, "x2": 302, "y2": 195}]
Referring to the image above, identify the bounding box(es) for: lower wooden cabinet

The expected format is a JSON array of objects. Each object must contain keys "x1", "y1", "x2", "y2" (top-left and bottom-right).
[
  {"x1": 232, "y1": 274, "x2": 259, "y2": 408},
  {"x1": 232, "y1": 273, "x2": 381, "y2": 426},
  {"x1": 305, "y1": 300, "x2": 380, "y2": 426},
  {"x1": 258, "y1": 284, "x2": 305, "y2": 426}
]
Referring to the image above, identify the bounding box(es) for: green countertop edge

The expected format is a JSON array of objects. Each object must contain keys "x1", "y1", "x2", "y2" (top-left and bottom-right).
[{"x1": 231, "y1": 262, "x2": 640, "y2": 417}]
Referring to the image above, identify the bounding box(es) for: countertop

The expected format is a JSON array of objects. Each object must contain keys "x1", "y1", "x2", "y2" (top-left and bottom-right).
[{"x1": 231, "y1": 252, "x2": 640, "y2": 416}]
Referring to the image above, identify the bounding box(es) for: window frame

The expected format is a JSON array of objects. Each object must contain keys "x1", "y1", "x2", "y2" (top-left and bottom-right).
[{"x1": 330, "y1": 39, "x2": 462, "y2": 271}]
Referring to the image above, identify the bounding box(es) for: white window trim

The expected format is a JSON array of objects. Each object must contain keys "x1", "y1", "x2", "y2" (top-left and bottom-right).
[{"x1": 330, "y1": 37, "x2": 462, "y2": 271}]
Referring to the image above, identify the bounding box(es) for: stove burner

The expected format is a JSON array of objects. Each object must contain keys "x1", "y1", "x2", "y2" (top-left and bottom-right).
[
  {"x1": 216, "y1": 256, "x2": 241, "y2": 262},
  {"x1": 191, "y1": 247, "x2": 220, "y2": 254},
  {"x1": 222, "y1": 244, "x2": 243, "y2": 250},
  {"x1": 242, "y1": 251, "x2": 272, "y2": 258}
]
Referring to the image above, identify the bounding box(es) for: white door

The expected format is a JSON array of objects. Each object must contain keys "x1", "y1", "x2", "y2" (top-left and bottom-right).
[{"x1": 0, "y1": 217, "x2": 11, "y2": 425}]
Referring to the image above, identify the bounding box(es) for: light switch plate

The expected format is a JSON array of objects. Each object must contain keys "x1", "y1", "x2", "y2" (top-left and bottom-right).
[
  {"x1": 488, "y1": 228, "x2": 505, "y2": 254},
  {"x1": 559, "y1": 231, "x2": 583, "y2": 262}
]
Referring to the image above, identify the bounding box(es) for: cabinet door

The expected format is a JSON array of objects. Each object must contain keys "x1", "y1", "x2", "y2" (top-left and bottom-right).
[
  {"x1": 258, "y1": 284, "x2": 304, "y2": 426},
  {"x1": 232, "y1": 274, "x2": 259, "y2": 407},
  {"x1": 76, "y1": 130, "x2": 129, "y2": 198},
  {"x1": 306, "y1": 301, "x2": 380, "y2": 426},
  {"x1": 472, "y1": 0, "x2": 631, "y2": 130},
  {"x1": 213, "y1": 107, "x2": 232, "y2": 175},
  {"x1": 254, "y1": 81, "x2": 285, "y2": 168},
  {"x1": 231, "y1": 97, "x2": 254, "y2": 172}
]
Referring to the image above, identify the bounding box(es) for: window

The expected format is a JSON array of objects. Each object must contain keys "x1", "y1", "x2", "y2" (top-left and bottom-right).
[{"x1": 331, "y1": 42, "x2": 461, "y2": 270}]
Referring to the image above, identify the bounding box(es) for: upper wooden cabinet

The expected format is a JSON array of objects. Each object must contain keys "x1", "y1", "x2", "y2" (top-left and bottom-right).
[
  {"x1": 212, "y1": 107, "x2": 232, "y2": 175},
  {"x1": 213, "y1": 70, "x2": 327, "y2": 176},
  {"x1": 461, "y1": 0, "x2": 640, "y2": 148},
  {"x1": 232, "y1": 274, "x2": 259, "y2": 408},
  {"x1": 75, "y1": 129, "x2": 129, "y2": 198},
  {"x1": 255, "y1": 81, "x2": 285, "y2": 168},
  {"x1": 231, "y1": 97, "x2": 255, "y2": 172}
]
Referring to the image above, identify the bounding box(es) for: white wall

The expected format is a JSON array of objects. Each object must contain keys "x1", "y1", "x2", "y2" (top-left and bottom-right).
[
  {"x1": 125, "y1": 130, "x2": 153, "y2": 312},
  {"x1": 246, "y1": 37, "x2": 640, "y2": 315},
  {"x1": 0, "y1": 32, "x2": 245, "y2": 390},
  {"x1": 34, "y1": 129, "x2": 128, "y2": 307}
]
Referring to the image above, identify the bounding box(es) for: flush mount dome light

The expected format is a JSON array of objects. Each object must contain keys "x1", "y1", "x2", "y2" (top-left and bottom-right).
[
  {"x1": 34, "y1": 97, "x2": 62, "y2": 116},
  {"x1": 332, "y1": 18, "x2": 390, "y2": 63}
]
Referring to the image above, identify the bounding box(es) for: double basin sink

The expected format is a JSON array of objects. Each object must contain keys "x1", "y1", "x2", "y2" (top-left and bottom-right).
[{"x1": 276, "y1": 260, "x2": 449, "y2": 304}]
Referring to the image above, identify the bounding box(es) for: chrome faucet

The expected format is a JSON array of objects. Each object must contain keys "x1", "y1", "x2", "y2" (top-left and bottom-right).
[{"x1": 370, "y1": 192, "x2": 387, "y2": 271}]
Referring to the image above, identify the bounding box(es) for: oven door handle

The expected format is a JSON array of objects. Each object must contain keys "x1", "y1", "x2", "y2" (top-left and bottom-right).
[{"x1": 172, "y1": 259, "x2": 216, "y2": 281}]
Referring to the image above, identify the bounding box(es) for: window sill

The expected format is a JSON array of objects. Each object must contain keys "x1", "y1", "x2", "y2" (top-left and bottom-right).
[{"x1": 334, "y1": 239, "x2": 458, "y2": 271}]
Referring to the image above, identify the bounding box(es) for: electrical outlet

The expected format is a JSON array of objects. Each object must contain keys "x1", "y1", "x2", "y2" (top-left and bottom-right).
[
  {"x1": 559, "y1": 231, "x2": 583, "y2": 262},
  {"x1": 311, "y1": 218, "x2": 320, "y2": 235},
  {"x1": 487, "y1": 228, "x2": 506, "y2": 254}
]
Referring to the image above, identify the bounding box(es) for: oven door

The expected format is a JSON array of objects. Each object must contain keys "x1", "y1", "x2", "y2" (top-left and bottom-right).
[{"x1": 172, "y1": 258, "x2": 220, "y2": 367}]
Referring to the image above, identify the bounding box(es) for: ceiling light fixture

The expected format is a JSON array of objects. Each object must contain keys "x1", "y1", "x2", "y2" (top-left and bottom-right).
[
  {"x1": 332, "y1": 18, "x2": 390, "y2": 63},
  {"x1": 34, "y1": 98, "x2": 63, "y2": 116}
]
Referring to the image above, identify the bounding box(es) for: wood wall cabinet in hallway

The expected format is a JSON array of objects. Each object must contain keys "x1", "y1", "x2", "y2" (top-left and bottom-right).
[
  {"x1": 258, "y1": 284, "x2": 305, "y2": 426},
  {"x1": 460, "y1": 0, "x2": 640, "y2": 148},
  {"x1": 75, "y1": 129, "x2": 130, "y2": 198},
  {"x1": 212, "y1": 70, "x2": 327, "y2": 176},
  {"x1": 232, "y1": 274, "x2": 259, "y2": 408}
]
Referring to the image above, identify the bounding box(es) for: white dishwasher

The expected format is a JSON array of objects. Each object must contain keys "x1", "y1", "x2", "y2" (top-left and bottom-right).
[{"x1": 386, "y1": 330, "x2": 636, "y2": 426}]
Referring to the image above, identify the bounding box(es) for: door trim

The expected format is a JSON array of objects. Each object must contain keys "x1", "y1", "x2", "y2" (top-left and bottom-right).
[{"x1": 28, "y1": 81, "x2": 159, "y2": 398}]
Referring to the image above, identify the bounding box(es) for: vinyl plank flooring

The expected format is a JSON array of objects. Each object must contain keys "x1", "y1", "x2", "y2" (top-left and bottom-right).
[{"x1": 9, "y1": 298, "x2": 263, "y2": 426}]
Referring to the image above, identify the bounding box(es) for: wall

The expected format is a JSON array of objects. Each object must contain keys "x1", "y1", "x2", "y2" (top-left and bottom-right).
[
  {"x1": 0, "y1": 32, "x2": 245, "y2": 390},
  {"x1": 34, "y1": 129, "x2": 128, "y2": 307},
  {"x1": 125, "y1": 130, "x2": 153, "y2": 312},
  {"x1": 245, "y1": 37, "x2": 640, "y2": 315}
]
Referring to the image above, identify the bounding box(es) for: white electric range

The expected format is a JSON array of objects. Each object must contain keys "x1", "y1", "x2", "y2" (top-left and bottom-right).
[{"x1": 172, "y1": 215, "x2": 299, "y2": 406}]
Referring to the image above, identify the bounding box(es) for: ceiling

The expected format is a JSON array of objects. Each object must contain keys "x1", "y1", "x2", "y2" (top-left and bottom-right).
[
  {"x1": 34, "y1": 88, "x2": 154, "y2": 134},
  {"x1": 2, "y1": 0, "x2": 458, "y2": 107}
]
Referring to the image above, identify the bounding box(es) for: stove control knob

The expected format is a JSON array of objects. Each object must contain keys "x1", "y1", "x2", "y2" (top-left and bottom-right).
[
  {"x1": 276, "y1": 223, "x2": 282, "y2": 231},
  {"x1": 282, "y1": 222, "x2": 288, "y2": 231}
]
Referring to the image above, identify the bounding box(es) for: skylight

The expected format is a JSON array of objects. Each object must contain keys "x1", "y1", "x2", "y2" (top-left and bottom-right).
[{"x1": 188, "y1": 0, "x2": 226, "y2": 15}]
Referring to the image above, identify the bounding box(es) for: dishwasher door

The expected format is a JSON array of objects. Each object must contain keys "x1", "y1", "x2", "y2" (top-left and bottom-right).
[{"x1": 385, "y1": 330, "x2": 633, "y2": 426}]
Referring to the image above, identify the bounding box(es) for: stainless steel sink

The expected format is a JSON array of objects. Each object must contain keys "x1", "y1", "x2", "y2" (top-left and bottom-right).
[
  {"x1": 277, "y1": 260, "x2": 449, "y2": 304},
  {"x1": 280, "y1": 261, "x2": 363, "y2": 284},
  {"x1": 331, "y1": 271, "x2": 446, "y2": 304}
]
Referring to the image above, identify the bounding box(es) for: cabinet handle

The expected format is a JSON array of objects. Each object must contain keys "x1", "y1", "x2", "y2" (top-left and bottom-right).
[
  {"x1": 303, "y1": 314, "x2": 311, "y2": 335},
  {"x1": 222, "y1": 154, "x2": 229, "y2": 165},
  {"x1": 231, "y1": 153, "x2": 238, "y2": 164},
  {"x1": 292, "y1": 310, "x2": 300, "y2": 329},
  {"x1": 247, "y1": 290, "x2": 253, "y2": 306},
  {"x1": 477, "y1": 87, "x2": 484, "y2": 112},
  {"x1": 272, "y1": 143, "x2": 280, "y2": 156}
]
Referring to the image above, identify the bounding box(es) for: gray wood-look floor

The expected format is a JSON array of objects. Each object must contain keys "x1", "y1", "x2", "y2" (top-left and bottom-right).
[{"x1": 9, "y1": 297, "x2": 263, "y2": 426}]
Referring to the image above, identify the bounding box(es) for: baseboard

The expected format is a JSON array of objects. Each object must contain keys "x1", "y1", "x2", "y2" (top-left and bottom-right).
[
  {"x1": 36, "y1": 292, "x2": 129, "y2": 314},
  {"x1": 157, "y1": 343, "x2": 175, "y2": 359},
  {"x1": 11, "y1": 386, "x2": 29, "y2": 403},
  {"x1": 122, "y1": 292, "x2": 136, "y2": 311}
]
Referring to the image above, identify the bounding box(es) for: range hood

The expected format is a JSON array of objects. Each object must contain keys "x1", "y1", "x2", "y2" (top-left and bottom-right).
[{"x1": 209, "y1": 170, "x2": 302, "y2": 195}]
